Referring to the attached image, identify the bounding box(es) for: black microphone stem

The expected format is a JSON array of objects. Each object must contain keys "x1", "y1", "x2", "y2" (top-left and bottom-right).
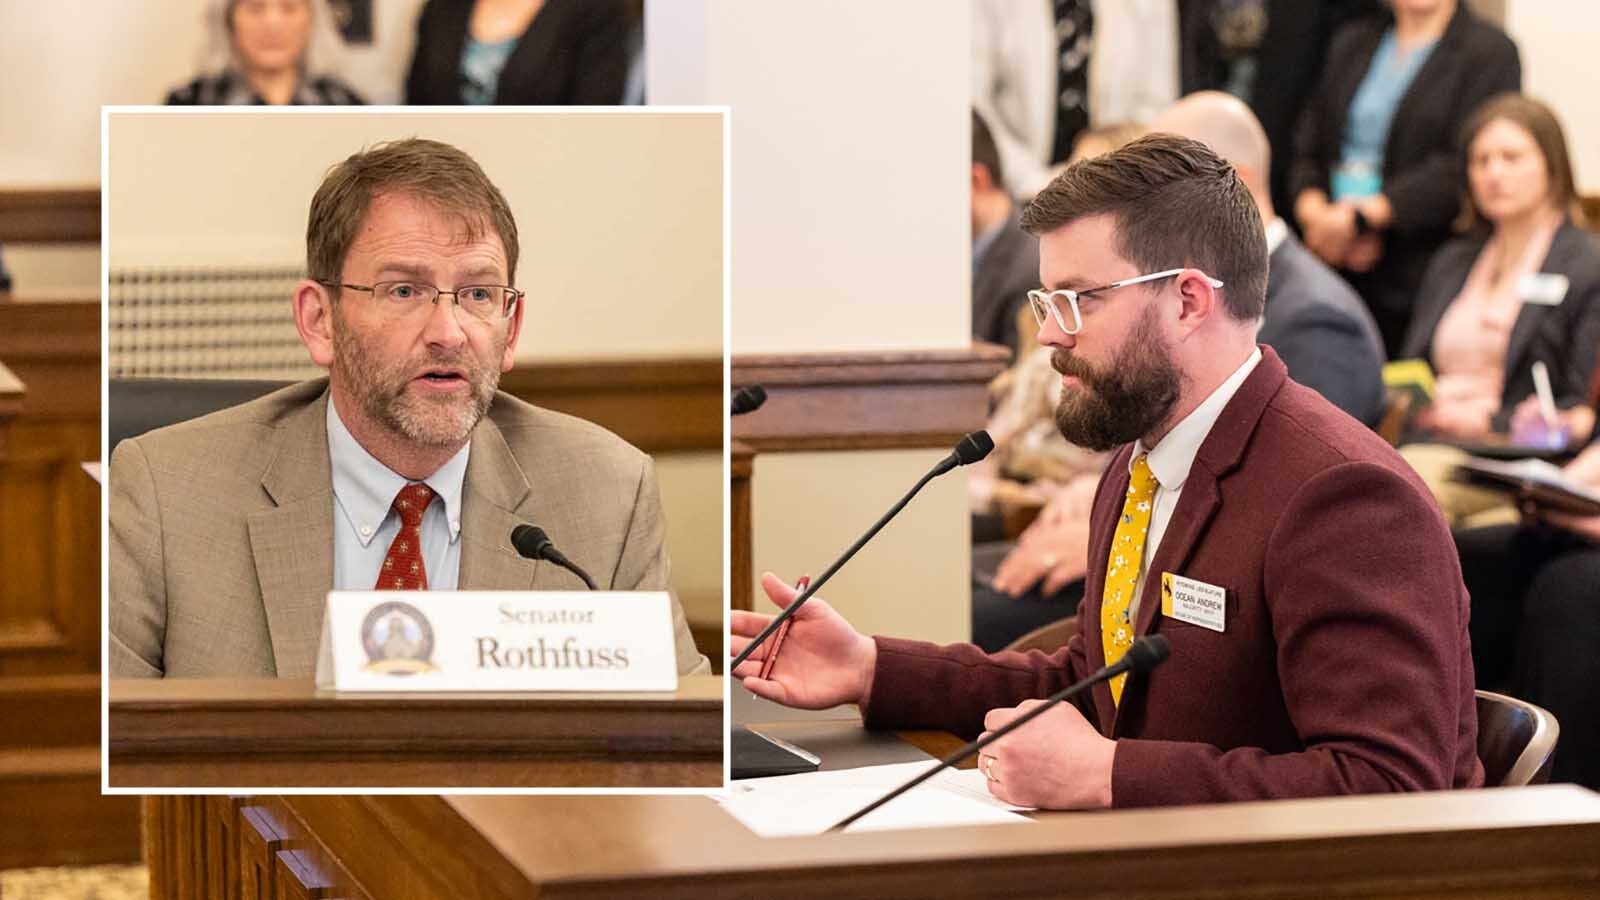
[{"x1": 729, "y1": 465, "x2": 943, "y2": 671}]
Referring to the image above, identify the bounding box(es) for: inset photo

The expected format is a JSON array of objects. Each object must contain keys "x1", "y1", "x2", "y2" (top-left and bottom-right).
[{"x1": 103, "y1": 107, "x2": 725, "y2": 789}]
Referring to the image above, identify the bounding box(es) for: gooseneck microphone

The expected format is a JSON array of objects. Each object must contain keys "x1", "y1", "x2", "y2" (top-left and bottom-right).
[
  {"x1": 828, "y1": 634, "x2": 1172, "y2": 832},
  {"x1": 510, "y1": 524, "x2": 597, "y2": 590},
  {"x1": 731, "y1": 385, "x2": 768, "y2": 416},
  {"x1": 729, "y1": 430, "x2": 995, "y2": 671}
]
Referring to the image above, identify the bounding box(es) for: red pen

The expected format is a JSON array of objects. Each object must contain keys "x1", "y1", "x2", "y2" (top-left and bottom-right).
[{"x1": 758, "y1": 575, "x2": 808, "y2": 680}]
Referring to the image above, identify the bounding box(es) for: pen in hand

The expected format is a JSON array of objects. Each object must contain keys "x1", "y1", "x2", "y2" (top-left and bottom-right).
[{"x1": 757, "y1": 575, "x2": 808, "y2": 681}]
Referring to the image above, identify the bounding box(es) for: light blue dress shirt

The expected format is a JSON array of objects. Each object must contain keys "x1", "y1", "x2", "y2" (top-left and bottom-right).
[
  {"x1": 1334, "y1": 29, "x2": 1438, "y2": 200},
  {"x1": 327, "y1": 401, "x2": 468, "y2": 591}
]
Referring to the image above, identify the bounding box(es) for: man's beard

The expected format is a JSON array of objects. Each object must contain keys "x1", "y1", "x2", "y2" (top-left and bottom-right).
[
  {"x1": 331, "y1": 310, "x2": 501, "y2": 448},
  {"x1": 1052, "y1": 306, "x2": 1182, "y2": 452}
]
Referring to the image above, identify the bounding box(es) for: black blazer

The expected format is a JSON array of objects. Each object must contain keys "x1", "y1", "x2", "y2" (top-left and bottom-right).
[
  {"x1": 972, "y1": 209, "x2": 1039, "y2": 357},
  {"x1": 405, "y1": 0, "x2": 630, "y2": 105},
  {"x1": 1178, "y1": 0, "x2": 1379, "y2": 215},
  {"x1": 1400, "y1": 220, "x2": 1600, "y2": 428},
  {"x1": 1288, "y1": 5, "x2": 1520, "y2": 335}
]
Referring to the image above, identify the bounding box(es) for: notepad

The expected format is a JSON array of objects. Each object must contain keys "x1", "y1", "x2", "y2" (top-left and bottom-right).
[{"x1": 718, "y1": 761, "x2": 1035, "y2": 837}]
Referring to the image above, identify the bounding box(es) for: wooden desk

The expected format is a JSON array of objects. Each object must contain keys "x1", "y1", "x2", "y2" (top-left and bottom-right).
[
  {"x1": 146, "y1": 786, "x2": 1600, "y2": 898},
  {"x1": 109, "y1": 676, "x2": 725, "y2": 788}
]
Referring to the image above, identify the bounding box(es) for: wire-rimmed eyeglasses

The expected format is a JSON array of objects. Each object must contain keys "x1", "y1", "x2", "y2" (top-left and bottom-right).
[{"x1": 318, "y1": 280, "x2": 523, "y2": 322}]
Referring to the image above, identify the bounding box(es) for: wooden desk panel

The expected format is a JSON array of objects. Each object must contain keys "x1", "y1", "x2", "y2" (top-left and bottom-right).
[
  {"x1": 146, "y1": 787, "x2": 1600, "y2": 899},
  {"x1": 110, "y1": 676, "x2": 725, "y2": 788}
]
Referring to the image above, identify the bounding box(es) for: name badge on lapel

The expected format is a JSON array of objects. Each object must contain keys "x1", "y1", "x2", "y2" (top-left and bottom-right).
[
  {"x1": 1160, "y1": 573, "x2": 1226, "y2": 633},
  {"x1": 1519, "y1": 273, "x2": 1569, "y2": 307}
]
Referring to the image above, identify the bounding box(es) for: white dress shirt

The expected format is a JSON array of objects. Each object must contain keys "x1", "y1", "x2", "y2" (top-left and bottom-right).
[
  {"x1": 327, "y1": 400, "x2": 468, "y2": 591},
  {"x1": 1124, "y1": 347, "x2": 1263, "y2": 623}
]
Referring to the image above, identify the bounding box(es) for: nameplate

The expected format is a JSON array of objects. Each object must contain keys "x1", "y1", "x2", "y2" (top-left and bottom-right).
[{"x1": 314, "y1": 591, "x2": 679, "y2": 692}]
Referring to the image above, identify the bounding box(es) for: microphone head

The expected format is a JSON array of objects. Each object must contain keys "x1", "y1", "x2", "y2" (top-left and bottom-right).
[
  {"x1": 731, "y1": 384, "x2": 768, "y2": 415},
  {"x1": 510, "y1": 524, "x2": 554, "y2": 560},
  {"x1": 1124, "y1": 635, "x2": 1171, "y2": 675},
  {"x1": 952, "y1": 430, "x2": 995, "y2": 466}
]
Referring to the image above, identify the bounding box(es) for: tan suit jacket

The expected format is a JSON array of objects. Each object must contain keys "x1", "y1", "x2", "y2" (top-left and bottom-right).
[{"x1": 110, "y1": 380, "x2": 710, "y2": 678}]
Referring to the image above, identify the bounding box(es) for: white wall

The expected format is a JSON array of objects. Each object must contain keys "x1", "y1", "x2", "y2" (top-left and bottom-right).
[
  {"x1": 651, "y1": 0, "x2": 970, "y2": 355},
  {"x1": 1505, "y1": 1, "x2": 1600, "y2": 194},
  {"x1": 652, "y1": 1, "x2": 973, "y2": 644}
]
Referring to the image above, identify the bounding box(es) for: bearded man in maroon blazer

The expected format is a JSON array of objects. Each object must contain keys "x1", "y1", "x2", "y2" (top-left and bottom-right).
[{"x1": 731, "y1": 134, "x2": 1483, "y2": 809}]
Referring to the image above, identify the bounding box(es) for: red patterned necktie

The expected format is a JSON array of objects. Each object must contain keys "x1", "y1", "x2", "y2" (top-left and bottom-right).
[{"x1": 376, "y1": 482, "x2": 435, "y2": 591}]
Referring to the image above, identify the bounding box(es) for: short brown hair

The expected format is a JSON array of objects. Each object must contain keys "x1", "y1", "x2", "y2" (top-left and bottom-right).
[
  {"x1": 1020, "y1": 133, "x2": 1266, "y2": 321},
  {"x1": 306, "y1": 138, "x2": 519, "y2": 287},
  {"x1": 1458, "y1": 93, "x2": 1587, "y2": 231}
]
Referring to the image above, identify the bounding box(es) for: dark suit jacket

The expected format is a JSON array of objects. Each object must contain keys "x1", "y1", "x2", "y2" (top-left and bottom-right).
[
  {"x1": 1178, "y1": 0, "x2": 1379, "y2": 215},
  {"x1": 1400, "y1": 220, "x2": 1600, "y2": 429},
  {"x1": 865, "y1": 347, "x2": 1482, "y2": 807},
  {"x1": 1288, "y1": 5, "x2": 1520, "y2": 349},
  {"x1": 405, "y1": 0, "x2": 629, "y2": 105},
  {"x1": 972, "y1": 208, "x2": 1039, "y2": 357},
  {"x1": 1261, "y1": 233, "x2": 1387, "y2": 427}
]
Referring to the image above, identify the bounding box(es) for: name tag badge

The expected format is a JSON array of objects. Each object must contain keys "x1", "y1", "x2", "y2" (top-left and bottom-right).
[
  {"x1": 1519, "y1": 273, "x2": 1569, "y2": 307},
  {"x1": 314, "y1": 590, "x2": 679, "y2": 692},
  {"x1": 1160, "y1": 573, "x2": 1226, "y2": 633}
]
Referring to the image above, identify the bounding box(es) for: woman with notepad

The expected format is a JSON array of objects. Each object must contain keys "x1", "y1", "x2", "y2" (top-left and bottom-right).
[
  {"x1": 1392, "y1": 95, "x2": 1600, "y2": 526},
  {"x1": 1397, "y1": 94, "x2": 1600, "y2": 444}
]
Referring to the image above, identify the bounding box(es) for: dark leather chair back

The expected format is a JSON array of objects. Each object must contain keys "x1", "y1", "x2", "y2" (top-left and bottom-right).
[
  {"x1": 1004, "y1": 615, "x2": 1078, "y2": 655},
  {"x1": 1476, "y1": 689, "x2": 1560, "y2": 787},
  {"x1": 109, "y1": 378, "x2": 292, "y2": 451}
]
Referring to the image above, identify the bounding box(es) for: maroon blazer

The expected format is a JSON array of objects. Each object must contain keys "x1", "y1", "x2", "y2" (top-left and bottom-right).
[{"x1": 865, "y1": 347, "x2": 1483, "y2": 806}]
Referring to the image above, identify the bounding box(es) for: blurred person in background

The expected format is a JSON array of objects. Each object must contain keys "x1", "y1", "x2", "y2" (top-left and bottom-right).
[
  {"x1": 1290, "y1": 0, "x2": 1519, "y2": 357},
  {"x1": 971, "y1": 110, "x2": 1041, "y2": 360},
  {"x1": 972, "y1": 0, "x2": 1178, "y2": 198},
  {"x1": 1177, "y1": 0, "x2": 1379, "y2": 217},
  {"x1": 0, "y1": 244, "x2": 11, "y2": 294},
  {"x1": 405, "y1": 0, "x2": 630, "y2": 105},
  {"x1": 167, "y1": 0, "x2": 364, "y2": 105},
  {"x1": 1394, "y1": 94, "x2": 1600, "y2": 527},
  {"x1": 1400, "y1": 94, "x2": 1600, "y2": 444},
  {"x1": 1454, "y1": 435, "x2": 1600, "y2": 790}
]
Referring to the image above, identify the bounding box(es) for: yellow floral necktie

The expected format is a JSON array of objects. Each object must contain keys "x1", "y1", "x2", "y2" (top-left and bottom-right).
[{"x1": 1102, "y1": 453, "x2": 1158, "y2": 705}]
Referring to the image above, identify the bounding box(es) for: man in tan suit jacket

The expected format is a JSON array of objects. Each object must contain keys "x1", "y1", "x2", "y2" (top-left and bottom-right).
[{"x1": 110, "y1": 138, "x2": 708, "y2": 678}]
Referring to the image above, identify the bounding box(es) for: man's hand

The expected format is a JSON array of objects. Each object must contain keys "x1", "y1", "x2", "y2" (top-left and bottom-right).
[
  {"x1": 975, "y1": 699, "x2": 1115, "y2": 809},
  {"x1": 730, "y1": 572, "x2": 877, "y2": 709}
]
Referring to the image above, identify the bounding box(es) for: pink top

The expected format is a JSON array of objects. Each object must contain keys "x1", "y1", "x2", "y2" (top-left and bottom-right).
[{"x1": 1426, "y1": 211, "x2": 1562, "y2": 434}]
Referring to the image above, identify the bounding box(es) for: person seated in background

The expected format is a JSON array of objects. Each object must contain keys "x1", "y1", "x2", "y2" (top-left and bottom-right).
[
  {"x1": 1158, "y1": 91, "x2": 1387, "y2": 428},
  {"x1": 1394, "y1": 95, "x2": 1600, "y2": 526},
  {"x1": 109, "y1": 138, "x2": 707, "y2": 678},
  {"x1": 1400, "y1": 94, "x2": 1600, "y2": 443},
  {"x1": 973, "y1": 93, "x2": 1388, "y2": 651},
  {"x1": 1455, "y1": 437, "x2": 1600, "y2": 790},
  {"x1": 167, "y1": 0, "x2": 364, "y2": 105},
  {"x1": 405, "y1": 0, "x2": 630, "y2": 105},
  {"x1": 738, "y1": 136, "x2": 1482, "y2": 811},
  {"x1": 971, "y1": 110, "x2": 1040, "y2": 359},
  {"x1": 1290, "y1": 0, "x2": 1520, "y2": 358},
  {"x1": 969, "y1": 124, "x2": 1146, "y2": 651}
]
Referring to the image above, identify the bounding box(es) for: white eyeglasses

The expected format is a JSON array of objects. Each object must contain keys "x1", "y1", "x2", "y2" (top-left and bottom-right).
[{"x1": 1026, "y1": 268, "x2": 1224, "y2": 335}]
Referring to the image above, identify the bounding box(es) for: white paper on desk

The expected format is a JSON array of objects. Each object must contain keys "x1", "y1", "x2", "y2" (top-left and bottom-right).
[{"x1": 718, "y1": 761, "x2": 1034, "y2": 837}]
